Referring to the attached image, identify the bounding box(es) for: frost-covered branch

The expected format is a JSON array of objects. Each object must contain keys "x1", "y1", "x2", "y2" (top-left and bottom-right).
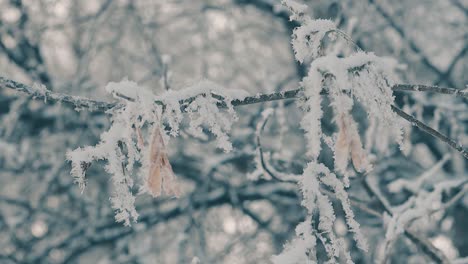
[
  {"x1": 270, "y1": 1, "x2": 464, "y2": 262},
  {"x1": 0, "y1": 76, "x2": 118, "y2": 112},
  {"x1": 3, "y1": 76, "x2": 466, "y2": 114},
  {"x1": 1, "y1": 3, "x2": 466, "y2": 260},
  {"x1": 392, "y1": 84, "x2": 468, "y2": 98},
  {"x1": 4, "y1": 76, "x2": 467, "y2": 159}
]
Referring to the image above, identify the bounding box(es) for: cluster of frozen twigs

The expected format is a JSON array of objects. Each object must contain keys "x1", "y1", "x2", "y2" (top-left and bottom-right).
[
  {"x1": 65, "y1": 79, "x2": 248, "y2": 226},
  {"x1": 269, "y1": 1, "x2": 467, "y2": 263},
  {"x1": 0, "y1": 0, "x2": 467, "y2": 262}
]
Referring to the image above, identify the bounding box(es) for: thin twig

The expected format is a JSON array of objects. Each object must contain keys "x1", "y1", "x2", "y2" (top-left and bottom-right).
[
  {"x1": 434, "y1": 181, "x2": 468, "y2": 213},
  {"x1": 319, "y1": 188, "x2": 382, "y2": 218},
  {"x1": 255, "y1": 109, "x2": 299, "y2": 183},
  {"x1": 392, "y1": 84, "x2": 467, "y2": 98},
  {"x1": 391, "y1": 105, "x2": 468, "y2": 159},
  {"x1": 0, "y1": 76, "x2": 118, "y2": 112}
]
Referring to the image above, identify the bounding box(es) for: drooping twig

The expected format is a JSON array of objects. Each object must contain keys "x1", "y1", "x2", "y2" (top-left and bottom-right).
[
  {"x1": 391, "y1": 105, "x2": 468, "y2": 159},
  {"x1": 254, "y1": 108, "x2": 297, "y2": 182}
]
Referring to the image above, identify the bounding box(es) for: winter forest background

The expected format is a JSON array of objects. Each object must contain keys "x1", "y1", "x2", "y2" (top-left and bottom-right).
[{"x1": 0, "y1": 0, "x2": 467, "y2": 263}]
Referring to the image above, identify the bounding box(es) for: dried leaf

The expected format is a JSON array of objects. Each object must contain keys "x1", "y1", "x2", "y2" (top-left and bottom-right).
[
  {"x1": 334, "y1": 115, "x2": 350, "y2": 173},
  {"x1": 146, "y1": 125, "x2": 180, "y2": 197},
  {"x1": 350, "y1": 135, "x2": 369, "y2": 172},
  {"x1": 136, "y1": 126, "x2": 145, "y2": 150},
  {"x1": 334, "y1": 114, "x2": 371, "y2": 173}
]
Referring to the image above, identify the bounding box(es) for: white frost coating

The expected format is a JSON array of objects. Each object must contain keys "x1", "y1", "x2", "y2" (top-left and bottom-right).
[
  {"x1": 300, "y1": 71, "x2": 323, "y2": 159},
  {"x1": 282, "y1": 1, "x2": 336, "y2": 63},
  {"x1": 275, "y1": 162, "x2": 367, "y2": 263},
  {"x1": 301, "y1": 52, "x2": 403, "y2": 172},
  {"x1": 292, "y1": 19, "x2": 336, "y2": 63},
  {"x1": 32, "y1": 83, "x2": 48, "y2": 102},
  {"x1": 186, "y1": 95, "x2": 236, "y2": 152},
  {"x1": 312, "y1": 163, "x2": 368, "y2": 252},
  {"x1": 105, "y1": 78, "x2": 155, "y2": 102},
  {"x1": 68, "y1": 79, "x2": 243, "y2": 225},
  {"x1": 158, "y1": 79, "x2": 249, "y2": 102},
  {"x1": 282, "y1": 0, "x2": 307, "y2": 14},
  {"x1": 281, "y1": 0, "x2": 308, "y2": 21},
  {"x1": 161, "y1": 80, "x2": 246, "y2": 150},
  {"x1": 272, "y1": 219, "x2": 317, "y2": 264},
  {"x1": 158, "y1": 80, "x2": 248, "y2": 138},
  {"x1": 316, "y1": 192, "x2": 339, "y2": 260},
  {"x1": 319, "y1": 165, "x2": 368, "y2": 252},
  {"x1": 67, "y1": 106, "x2": 142, "y2": 226}
]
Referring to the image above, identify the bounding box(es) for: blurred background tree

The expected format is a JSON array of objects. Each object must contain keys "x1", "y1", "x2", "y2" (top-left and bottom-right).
[{"x1": 0, "y1": 0, "x2": 466, "y2": 263}]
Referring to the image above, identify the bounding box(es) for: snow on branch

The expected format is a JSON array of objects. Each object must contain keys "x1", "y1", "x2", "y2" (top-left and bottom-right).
[
  {"x1": 3, "y1": 75, "x2": 466, "y2": 157},
  {"x1": 2, "y1": 76, "x2": 466, "y2": 113},
  {"x1": 0, "y1": 76, "x2": 118, "y2": 112},
  {"x1": 393, "y1": 84, "x2": 468, "y2": 98}
]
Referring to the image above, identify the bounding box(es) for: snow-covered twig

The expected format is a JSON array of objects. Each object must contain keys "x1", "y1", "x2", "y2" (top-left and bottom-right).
[
  {"x1": 392, "y1": 84, "x2": 468, "y2": 98},
  {"x1": 0, "y1": 76, "x2": 118, "y2": 112},
  {"x1": 361, "y1": 176, "x2": 450, "y2": 264}
]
